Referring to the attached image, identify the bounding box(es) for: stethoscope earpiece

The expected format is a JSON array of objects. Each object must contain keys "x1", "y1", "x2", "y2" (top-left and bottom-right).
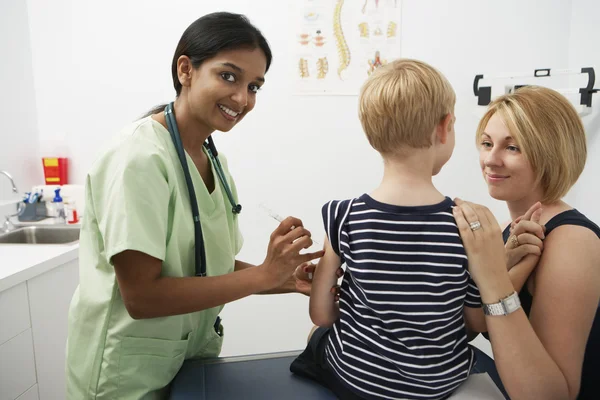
[{"x1": 232, "y1": 204, "x2": 242, "y2": 214}]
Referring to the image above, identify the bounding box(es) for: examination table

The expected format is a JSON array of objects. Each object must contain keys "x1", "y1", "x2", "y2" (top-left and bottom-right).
[{"x1": 169, "y1": 349, "x2": 508, "y2": 399}]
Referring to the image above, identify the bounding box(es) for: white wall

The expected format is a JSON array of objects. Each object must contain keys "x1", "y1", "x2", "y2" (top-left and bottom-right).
[
  {"x1": 19, "y1": 0, "x2": 597, "y2": 357},
  {"x1": 24, "y1": 0, "x2": 73, "y2": 163},
  {"x1": 566, "y1": 0, "x2": 600, "y2": 224},
  {"x1": 0, "y1": 0, "x2": 41, "y2": 216}
]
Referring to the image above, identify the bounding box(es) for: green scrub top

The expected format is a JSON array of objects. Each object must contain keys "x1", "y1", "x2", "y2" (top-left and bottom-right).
[{"x1": 66, "y1": 116, "x2": 244, "y2": 399}]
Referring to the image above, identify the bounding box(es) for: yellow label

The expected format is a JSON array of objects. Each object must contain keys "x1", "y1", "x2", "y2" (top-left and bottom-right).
[
  {"x1": 46, "y1": 177, "x2": 60, "y2": 182},
  {"x1": 44, "y1": 158, "x2": 59, "y2": 167}
]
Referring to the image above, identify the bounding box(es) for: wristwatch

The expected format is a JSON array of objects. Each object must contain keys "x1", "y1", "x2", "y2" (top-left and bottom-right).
[{"x1": 483, "y1": 291, "x2": 522, "y2": 316}]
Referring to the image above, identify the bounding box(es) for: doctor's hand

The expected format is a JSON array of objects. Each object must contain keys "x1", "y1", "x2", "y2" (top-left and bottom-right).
[
  {"x1": 292, "y1": 262, "x2": 344, "y2": 296},
  {"x1": 259, "y1": 217, "x2": 325, "y2": 291}
]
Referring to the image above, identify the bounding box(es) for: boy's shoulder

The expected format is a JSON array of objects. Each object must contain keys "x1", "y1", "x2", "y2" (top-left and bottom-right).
[{"x1": 321, "y1": 196, "x2": 363, "y2": 218}]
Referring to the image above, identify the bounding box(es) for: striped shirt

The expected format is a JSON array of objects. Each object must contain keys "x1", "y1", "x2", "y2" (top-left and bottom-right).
[{"x1": 322, "y1": 195, "x2": 481, "y2": 400}]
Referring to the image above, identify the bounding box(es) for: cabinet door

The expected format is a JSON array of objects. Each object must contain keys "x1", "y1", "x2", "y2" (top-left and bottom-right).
[
  {"x1": 0, "y1": 282, "x2": 30, "y2": 346},
  {"x1": 27, "y1": 259, "x2": 79, "y2": 400},
  {"x1": 0, "y1": 329, "x2": 36, "y2": 400}
]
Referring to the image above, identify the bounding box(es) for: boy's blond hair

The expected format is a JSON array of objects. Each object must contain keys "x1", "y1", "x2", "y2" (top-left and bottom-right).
[
  {"x1": 476, "y1": 86, "x2": 586, "y2": 203},
  {"x1": 358, "y1": 59, "x2": 456, "y2": 155}
]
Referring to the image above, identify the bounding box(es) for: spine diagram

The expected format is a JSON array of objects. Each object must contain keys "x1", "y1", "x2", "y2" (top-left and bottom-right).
[
  {"x1": 387, "y1": 21, "x2": 397, "y2": 38},
  {"x1": 299, "y1": 58, "x2": 309, "y2": 78},
  {"x1": 317, "y1": 57, "x2": 329, "y2": 79},
  {"x1": 333, "y1": 0, "x2": 350, "y2": 79},
  {"x1": 358, "y1": 22, "x2": 369, "y2": 38}
]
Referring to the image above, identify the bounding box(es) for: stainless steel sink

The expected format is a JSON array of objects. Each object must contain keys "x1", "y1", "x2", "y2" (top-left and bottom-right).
[{"x1": 0, "y1": 225, "x2": 80, "y2": 245}]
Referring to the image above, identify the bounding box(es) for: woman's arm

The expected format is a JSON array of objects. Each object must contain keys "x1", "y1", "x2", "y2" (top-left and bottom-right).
[
  {"x1": 505, "y1": 204, "x2": 545, "y2": 292},
  {"x1": 466, "y1": 207, "x2": 544, "y2": 337},
  {"x1": 511, "y1": 225, "x2": 599, "y2": 398},
  {"x1": 309, "y1": 236, "x2": 342, "y2": 327},
  {"x1": 507, "y1": 254, "x2": 539, "y2": 293},
  {"x1": 454, "y1": 201, "x2": 600, "y2": 400},
  {"x1": 114, "y1": 217, "x2": 324, "y2": 319}
]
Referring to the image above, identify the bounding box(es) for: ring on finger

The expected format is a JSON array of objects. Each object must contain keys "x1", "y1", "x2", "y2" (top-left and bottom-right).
[
  {"x1": 469, "y1": 221, "x2": 482, "y2": 231},
  {"x1": 509, "y1": 234, "x2": 519, "y2": 247}
]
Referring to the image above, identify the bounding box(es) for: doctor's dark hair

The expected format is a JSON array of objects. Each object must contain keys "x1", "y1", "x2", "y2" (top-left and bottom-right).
[{"x1": 144, "y1": 12, "x2": 272, "y2": 117}]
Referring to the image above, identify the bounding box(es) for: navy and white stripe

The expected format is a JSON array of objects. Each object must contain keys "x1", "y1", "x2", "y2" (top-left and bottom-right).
[{"x1": 322, "y1": 194, "x2": 481, "y2": 399}]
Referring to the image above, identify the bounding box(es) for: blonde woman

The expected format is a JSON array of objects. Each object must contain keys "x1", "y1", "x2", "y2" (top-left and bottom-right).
[{"x1": 454, "y1": 86, "x2": 600, "y2": 400}]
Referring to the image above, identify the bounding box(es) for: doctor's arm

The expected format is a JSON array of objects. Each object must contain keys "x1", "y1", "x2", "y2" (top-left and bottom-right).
[
  {"x1": 309, "y1": 236, "x2": 342, "y2": 327},
  {"x1": 113, "y1": 217, "x2": 323, "y2": 319},
  {"x1": 234, "y1": 260, "x2": 304, "y2": 294}
]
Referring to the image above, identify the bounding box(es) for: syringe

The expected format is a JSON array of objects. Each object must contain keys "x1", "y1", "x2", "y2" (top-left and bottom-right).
[
  {"x1": 258, "y1": 203, "x2": 320, "y2": 246},
  {"x1": 258, "y1": 203, "x2": 320, "y2": 280}
]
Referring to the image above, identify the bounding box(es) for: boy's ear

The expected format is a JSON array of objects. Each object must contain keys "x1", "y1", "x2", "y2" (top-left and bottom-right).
[{"x1": 436, "y1": 113, "x2": 454, "y2": 145}]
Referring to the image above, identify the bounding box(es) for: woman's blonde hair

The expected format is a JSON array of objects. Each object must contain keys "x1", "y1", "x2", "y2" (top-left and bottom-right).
[
  {"x1": 359, "y1": 59, "x2": 455, "y2": 155},
  {"x1": 476, "y1": 86, "x2": 587, "y2": 203}
]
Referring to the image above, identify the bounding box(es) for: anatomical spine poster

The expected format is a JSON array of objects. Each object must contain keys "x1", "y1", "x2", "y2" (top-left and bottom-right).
[{"x1": 293, "y1": 0, "x2": 402, "y2": 95}]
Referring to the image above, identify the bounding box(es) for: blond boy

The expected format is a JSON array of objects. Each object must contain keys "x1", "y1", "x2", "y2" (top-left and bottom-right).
[{"x1": 290, "y1": 59, "x2": 486, "y2": 399}]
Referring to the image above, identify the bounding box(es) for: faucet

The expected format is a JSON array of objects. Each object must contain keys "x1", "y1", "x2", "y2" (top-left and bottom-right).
[{"x1": 0, "y1": 170, "x2": 26, "y2": 233}]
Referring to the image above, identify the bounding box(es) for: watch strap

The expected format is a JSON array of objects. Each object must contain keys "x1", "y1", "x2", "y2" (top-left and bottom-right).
[{"x1": 483, "y1": 291, "x2": 521, "y2": 316}]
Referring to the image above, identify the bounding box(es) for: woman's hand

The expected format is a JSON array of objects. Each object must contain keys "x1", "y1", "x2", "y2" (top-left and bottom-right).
[
  {"x1": 259, "y1": 217, "x2": 324, "y2": 291},
  {"x1": 504, "y1": 203, "x2": 546, "y2": 293},
  {"x1": 506, "y1": 202, "x2": 545, "y2": 271},
  {"x1": 452, "y1": 199, "x2": 507, "y2": 286}
]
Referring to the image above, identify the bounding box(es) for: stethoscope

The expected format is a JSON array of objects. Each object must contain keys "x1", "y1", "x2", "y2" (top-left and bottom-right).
[{"x1": 164, "y1": 102, "x2": 242, "y2": 277}]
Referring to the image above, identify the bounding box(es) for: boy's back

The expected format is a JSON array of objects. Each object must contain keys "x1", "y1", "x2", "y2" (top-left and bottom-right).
[
  {"x1": 322, "y1": 194, "x2": 481, "y2": 399},
  {"x1": 291, "y1": 59, "x2": 487, "y2": 399}
]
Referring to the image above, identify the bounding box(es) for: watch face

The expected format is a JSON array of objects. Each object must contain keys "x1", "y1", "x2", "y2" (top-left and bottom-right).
[
  {"x1": 484, "y1": 292, "x2": 521, "y2": 316},
  {"x1": 505, "y1": 297, "x2": 518, "y2": 309}
]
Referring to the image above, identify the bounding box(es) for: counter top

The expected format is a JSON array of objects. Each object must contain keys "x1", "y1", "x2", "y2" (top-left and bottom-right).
[
  {"x1": 0, "y1": 242, "x2": 79, "y2": 292},
  {"x1": 0, "y1": 219, "x2": 80, "y2": 292}
]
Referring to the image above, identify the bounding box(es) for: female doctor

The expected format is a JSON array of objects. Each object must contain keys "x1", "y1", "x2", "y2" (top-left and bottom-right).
[{"x1": 66, "y1": 12, "x2": 324, "y2": 399}]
